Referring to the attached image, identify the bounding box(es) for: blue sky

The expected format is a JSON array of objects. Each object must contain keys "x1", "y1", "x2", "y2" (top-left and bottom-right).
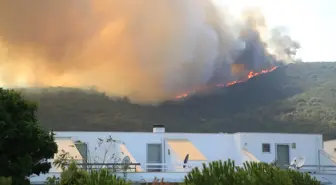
[{"x1": 215, "y1": 0, "x2": 336, "y2": 62}]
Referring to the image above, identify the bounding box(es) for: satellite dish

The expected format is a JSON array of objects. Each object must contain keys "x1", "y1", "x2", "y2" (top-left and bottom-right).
[
  {"x1": 296, "y1": 156, "x2": 306, "y2": 167},
  {"x1": 121, "y1": 156, "x2": 131, "y2": 171},
  {"x1": 289, "y1": 156, "x2": 305, "y2": 169},
  {"x1": 122, "y1": 156, "x2": 131, "y2": 163}
]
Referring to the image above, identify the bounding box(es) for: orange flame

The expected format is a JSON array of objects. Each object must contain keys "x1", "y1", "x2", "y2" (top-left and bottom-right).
[{"x1": 175, "y1": 66, "x2": 278, "y2": 99}]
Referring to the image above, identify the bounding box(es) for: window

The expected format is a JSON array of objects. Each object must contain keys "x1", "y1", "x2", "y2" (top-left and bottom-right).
[
  {"x1": 291, "y1": 143, "x2": 296, "y2": 149},
  {"x1": 262, "y1": 143, "x2": 271, "y2": 153},
  {"x1": 334, "y1": 148, "x2": 336, "y2": 152}
]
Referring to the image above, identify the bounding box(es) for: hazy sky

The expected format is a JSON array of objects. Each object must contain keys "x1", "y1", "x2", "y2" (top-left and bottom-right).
[{"x1": 215, "y1": 0, "x2": 335, "y2": 62}]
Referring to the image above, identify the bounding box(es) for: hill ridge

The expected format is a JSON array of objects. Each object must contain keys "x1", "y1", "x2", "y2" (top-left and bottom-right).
[{"x1": 16, "y1": 62, "x2": 336, "y2": 140}]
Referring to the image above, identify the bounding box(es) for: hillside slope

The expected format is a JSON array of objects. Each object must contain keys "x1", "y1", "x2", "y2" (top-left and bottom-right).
[{"x1": 18, "y1": 62, "x2": 336, "y2": 139}]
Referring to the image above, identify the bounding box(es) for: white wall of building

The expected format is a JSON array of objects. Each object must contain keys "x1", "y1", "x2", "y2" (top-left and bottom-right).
[
  {"x1": 30, "y1": 131, "x2": 335, "y2": 184},
  {"x1": 236, "y1": 133, "x2": 323, "y2": 165},
  {"x1": 54, "y1": 131, "x2": 324, "y2": 168},
  {"x1": 55, "y1": 132, "x2": 240, "y2": 170}
]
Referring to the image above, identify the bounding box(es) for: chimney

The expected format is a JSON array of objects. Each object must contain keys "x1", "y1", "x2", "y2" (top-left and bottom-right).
[{"x1": 153, "y1": 124, "x2": 165, "y2": 133}]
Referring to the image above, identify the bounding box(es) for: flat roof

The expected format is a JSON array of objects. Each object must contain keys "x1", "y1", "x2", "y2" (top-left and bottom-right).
[{"x1": 54, "y1": 131, "x2": 322, "y2": 136}]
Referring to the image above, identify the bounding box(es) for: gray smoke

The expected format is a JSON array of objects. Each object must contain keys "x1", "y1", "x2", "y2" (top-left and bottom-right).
[{"x1": 0, "y1": 0, "x2": 300, "y2": 103}]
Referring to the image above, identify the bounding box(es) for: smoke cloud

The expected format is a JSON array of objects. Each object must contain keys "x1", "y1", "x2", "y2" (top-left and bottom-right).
[{"x1": 0, "y1": 0, "x2": 300, "y2": 103}]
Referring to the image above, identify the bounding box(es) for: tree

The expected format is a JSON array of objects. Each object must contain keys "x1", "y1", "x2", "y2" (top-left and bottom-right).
[{"x1": 0, "y1": 88, "x2": 58, "y2": 185}]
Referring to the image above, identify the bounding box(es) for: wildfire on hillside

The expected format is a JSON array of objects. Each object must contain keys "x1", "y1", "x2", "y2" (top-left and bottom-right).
[
  {"x1": 0, "y1": 1, "x2": 300, "y2": 103},
  {"x1": 175, "y1": 66, "x2": 277, "y2": 99}
]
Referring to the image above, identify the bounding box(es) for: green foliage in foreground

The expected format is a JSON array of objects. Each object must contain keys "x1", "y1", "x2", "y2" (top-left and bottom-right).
[
  {"x1": 47, "y1": 160, "x2": 320, "y2": 185},
  {"x1": 184, "y1": 160, "x2": 321, "y2": 185},
  {"x1": 0, "y1": 88, "x2": 58, "y2": 185},
  {"x1": 46, "y1": 162, "x2": 131, "y2": 185},
  {"x1": 0, "y1": 177, "x2": 12, "y2": 185}
]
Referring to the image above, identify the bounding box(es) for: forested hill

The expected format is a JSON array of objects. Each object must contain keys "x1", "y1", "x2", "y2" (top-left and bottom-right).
[{"x1": 17, "y1": 62, "x2": 336, "y2": 140}]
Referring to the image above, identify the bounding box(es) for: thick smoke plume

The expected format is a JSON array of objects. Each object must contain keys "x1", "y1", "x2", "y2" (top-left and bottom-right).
[{"x1": 0, "y1": 0, "x2": 300, "y2": 103}]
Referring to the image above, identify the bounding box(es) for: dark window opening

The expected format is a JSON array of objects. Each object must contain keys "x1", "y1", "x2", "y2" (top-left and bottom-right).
[{"x1": 262, "y1": 143, "x2": 271, "y2": 153}]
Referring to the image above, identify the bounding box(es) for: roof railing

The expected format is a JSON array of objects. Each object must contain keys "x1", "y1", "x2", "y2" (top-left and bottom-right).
[
  {"x1": 286, "y1": 164, "x2": 336, "y2": 174},
  {"x1": 62, "y1": 162, "x2": 206, "y2": 173},
  {"x1": 143, "y1": 162, "x2": 203, "y2": 172},
  {"x1": 65, "y1": 162, "x2": 141, "y2": 172}
]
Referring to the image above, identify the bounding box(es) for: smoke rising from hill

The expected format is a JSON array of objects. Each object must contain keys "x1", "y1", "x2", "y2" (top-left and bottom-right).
[{"x1": 0, "y1": 0, "x2": 300, "y2": 103}]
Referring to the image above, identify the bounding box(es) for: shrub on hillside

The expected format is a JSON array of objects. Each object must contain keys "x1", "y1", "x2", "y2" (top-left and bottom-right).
[{"x1": 184, "y1": 160, "x2": 321, "y2": 185}]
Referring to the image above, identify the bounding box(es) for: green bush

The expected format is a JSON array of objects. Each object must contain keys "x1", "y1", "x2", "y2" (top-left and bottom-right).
[
  {"x1": 84, "y1": 168, "x2": 130, "y2": 185},
  {"x1": 286, "y1": 169, "x2": 321, "y2": 185},
  {"x1": 184, "y1": 160, "x2": 321, "y2": 185},
  {"x1": 59, "y1": 162, "x2": 87, "y2": 185},
  {"x1": 0, "y1": 177, "x2": 12, "y2": 185},
  {"x1": 45, "y1": 161, "x2": 130, "y2": 185}
]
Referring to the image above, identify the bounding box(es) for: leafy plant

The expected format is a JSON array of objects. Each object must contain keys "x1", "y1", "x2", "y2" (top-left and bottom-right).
[
  {"x1": 0, "y1": 177, "x2": 12, "y2": 185},
  {"x1": 45, "y1": 162, "x2": 131, "y2": 185},
  {"x1": 139, "y1": 177, "x2": 180, "y2": 185},
  {"x1": 237, "y1": 161, "x2": 292, "y2": 185},
  {"x1": 286, "y1": 169, "x2": 321, "y2": 185},
  {"x1": 84, "y1": 168, "x2": 130, "y2": 185},
  {"x1": 151, "y1": 177, "x2": 178, "y2": 185},
  {"x1": 54, "y1": 150, "x2": 75, "y2": 170},
  {"x1": 0, "y1": 88, "x2": 58, "y2": 185},
  {"x1": 45, "y1": 176, "x2": 60, "y2": 185},
  {"x1": 184, "y1": 160, "x2": 321, "y2": 185},
  {"x1": 58, "y1": 161, "x2": 87, "y2": 185},
  {"x1": 185, "y1": 159, "x2": 240, "y2": 185}
]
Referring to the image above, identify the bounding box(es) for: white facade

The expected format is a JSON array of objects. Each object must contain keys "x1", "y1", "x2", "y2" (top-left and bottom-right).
[
  {"x1": 236, "y1": 133, "x2": 322, "y2": 164},
  {"x1": 30, "y1": 130, "x2": 336, "y2": 184}
]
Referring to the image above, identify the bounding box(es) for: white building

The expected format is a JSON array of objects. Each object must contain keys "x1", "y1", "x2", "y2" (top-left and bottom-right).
[{"x1": 29, "y1": 125, "x2": 336, "y2": 184}]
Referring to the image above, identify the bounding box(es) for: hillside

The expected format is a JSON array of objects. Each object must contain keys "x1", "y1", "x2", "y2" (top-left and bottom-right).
[{"x1": 18, "y1": 62, "x2": 336, "y2": 139}]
